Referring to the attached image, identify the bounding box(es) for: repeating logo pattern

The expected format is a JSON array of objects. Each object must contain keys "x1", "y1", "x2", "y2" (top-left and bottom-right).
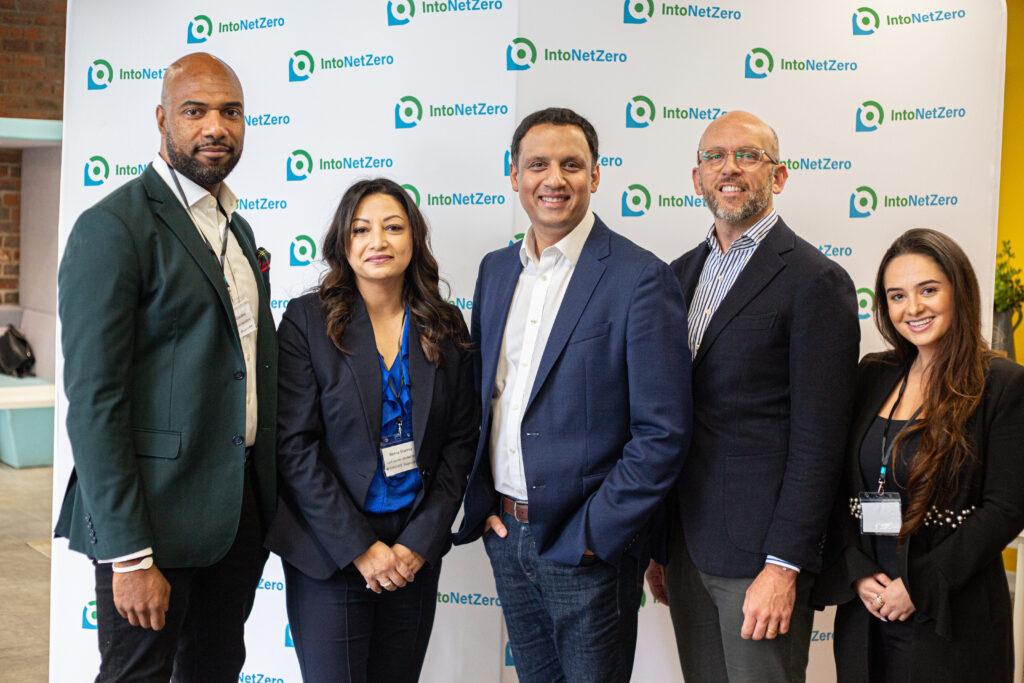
[
  {"x1": 394, "y1": 95, "x2": 424, "y2": 128},
  {"x1": 83, "y1": 155, "x2": 110, "y2": 186},
  {"x1": 852, "y1": 7, "x2": 880, "y2": 35},
  {"x1": 82, "y1": 600, "x2": 98, "y2": 629},
  {"x1": 387, "y1": 0, "x2": 416, "y2": 25},
  {"x1": 849, "y1": 185, "x2": 878, "y2": 218},
  {"x1": 506, "y1": 37, "x2": 537, "y2": 71},
  {"x1": 623, "y1": 0, "x2": 654, "y2": 24},
  {"x1": 402, "y1": 183, "x2": 421, "y2": 206},
  {"x1": 621, "y1": 183, "x2": 652, "y2": 217},
  {"x1": 855, "y1": 100, "x2": 884, "y2": 132},
  {"x1": 626, "y1": 95, "x2": 655, "y2": 128},
  {"x1": 857, "y1": 287, "x2": 875, "y2": 319},
  {"x1": 187, "y1": 14, "x2": 213, "y2": 43},
  {"x1": 290, "y1": 235, "x2": 317, "y2": 266},
  {"x1": 289, "y1": 49, "x2": 315, "y2": 82},
  {"x1": 286, "y1": 149, "x2": 313, "y2": 181},
  {"x1": 503, "y1": 150, "x2": 511, "y2": 177},
  {"x1": 87, "y1": 58, "x2": 113, "y2": 90},
  {"x1": 744, "y1": 47, "x2": 773, "y2": 79}
]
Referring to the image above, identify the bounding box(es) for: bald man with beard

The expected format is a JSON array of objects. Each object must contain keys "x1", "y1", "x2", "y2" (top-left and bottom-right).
[
  {"x1": 646, "y1": 111, "x2": 859, "y2": 682},
  {"x1": 56, "y1": 52, "x2": 277, "y2": 681}
]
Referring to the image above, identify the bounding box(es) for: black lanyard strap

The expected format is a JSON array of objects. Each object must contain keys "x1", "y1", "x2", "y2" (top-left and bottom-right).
[
  {"x1": 166, "y1": 161, "x2": 230, "y2": 271},
  {"x1": 879, "y1": 371, "x2": 924, "y2": 494}
]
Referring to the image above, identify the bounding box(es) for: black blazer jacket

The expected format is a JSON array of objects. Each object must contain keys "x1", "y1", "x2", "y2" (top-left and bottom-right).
[
  {"x1": 669, "y1": 218, "x2": 860, "y2": 577},
  {"x1": 815, "y1": 353, "x2": 1024, "y2": 682},
  {"x1": 265, "y1": 293, "x2": 479, "y2": 580}
]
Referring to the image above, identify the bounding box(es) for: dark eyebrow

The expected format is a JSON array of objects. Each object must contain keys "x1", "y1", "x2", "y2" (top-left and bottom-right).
[
  {"x1": 179, "y1": 100, "x2": 244, "y2": 108},
  {"x1": 886, "y1": 279, "x2": 941, "y2": 294}
]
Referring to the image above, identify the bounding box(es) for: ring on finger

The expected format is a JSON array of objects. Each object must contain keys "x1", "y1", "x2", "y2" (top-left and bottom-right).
[
  {"x1": 766, "y1": 628, "x2": 778, "y2": 636},
  {"x1": 874, "y1": 594, "x2": 885, "y2": 607},
  {"x1": 380, "y1": 579, "x2": 393, "y2": 588}
]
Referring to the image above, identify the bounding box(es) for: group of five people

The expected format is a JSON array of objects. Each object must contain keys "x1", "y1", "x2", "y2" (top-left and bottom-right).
[{"x1": 57, "y1": 52, "x2": 1024, "y2": 683}]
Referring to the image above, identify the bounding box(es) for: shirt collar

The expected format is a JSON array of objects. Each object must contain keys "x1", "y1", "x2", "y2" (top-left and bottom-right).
[
  {"x1": 703, "y1": 208, "x2": 778, "y2": 255},
  {"x1": 151, "y1": 154, "x2": 237, "y2": 218},
  {"x1": 519, "y1": 210, "x2": 595, "y2": 267}
]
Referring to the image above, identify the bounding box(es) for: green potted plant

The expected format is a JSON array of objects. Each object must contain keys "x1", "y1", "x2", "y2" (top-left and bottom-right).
[{"x1": 993, "y1": 240, "x2": 1024, "y2": 361}]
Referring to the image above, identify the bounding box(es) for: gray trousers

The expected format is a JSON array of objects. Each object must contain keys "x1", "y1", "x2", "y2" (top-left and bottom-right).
[{"x1": 665, "y1": 528, "x2": 814, "y2": 683}]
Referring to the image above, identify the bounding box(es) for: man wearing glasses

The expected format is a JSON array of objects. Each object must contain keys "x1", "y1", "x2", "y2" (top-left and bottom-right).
[{"x1": 646, "y1": 111, "x2": 859, "y2": 682}]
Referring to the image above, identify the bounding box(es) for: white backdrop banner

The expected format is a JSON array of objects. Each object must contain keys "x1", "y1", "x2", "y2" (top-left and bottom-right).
[{"x1": 52, "y1": 1, "x2": 1006, "y2": 681}]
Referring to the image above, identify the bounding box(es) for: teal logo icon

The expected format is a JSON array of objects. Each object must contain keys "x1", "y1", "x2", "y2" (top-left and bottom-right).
[
  {"x1": 626, "y1": 95, "x2": 655, "y2": 128},
  {"x1": 852, "y1": 7, "x2": 880, "y2": 35},
  {"x1": 394, "y1": 95, "x2": 423, "y2": 129},
  {"x1": 849, "y1": 185, "x2": 877, "y2": 218},
  {"x1": 82, "y1": 600, "x2": 98, "y2": 629},
  {"x1": 285, "y1": 624, "x2": 294, "y2": 647},
  {"x1": 621, "y1": 183, "x2": 652, "y2": 217},
  {"x1": 508, "y1": 231, "x2": 525, "y2": 245},
  {"x1": 83, "y1": 155, "x2": 109, "y2": 186},
  {"x1": 856, "y1": 100, "x2": 884, "y2": 132},
  {"x1": 289, "y1": 49, "x2": 315, "y2": 82},
  {"x1": 744, "y1": 47, "x2": 773, "y2": 79},
  {"x1": 506, "y1": 37, "x2": 537, "y2": 71},
  {"x1": 857, "y1": 287, "x2": 875, "y2": 319},
  {"x1": 286, "y1": 149, "x2": 313, "y2": 181},
  {"x1": 401, "y1": 183, "x2": 421, "y2": 206},
  {"x1": 187, "y1": 14, "x2": 213, "y2": 43},
  {"x1": 387, "y1": 0, "x2": 415, "y2": 25},
  {"x1": 87, "y1": 58, "x2": 113, "y2": 90},
  {"x1": 503, "y1": 150, "x2": 511, "y2": 177},
  {"x1": 290, "y1": 235, "x2": 317, "y2": 266},
  {"x1": 505, "y1": 641, "x2": 515, "y2": 666},
  {"x1": 624, "y1": 0, "x2": 654, "y2": 23}
]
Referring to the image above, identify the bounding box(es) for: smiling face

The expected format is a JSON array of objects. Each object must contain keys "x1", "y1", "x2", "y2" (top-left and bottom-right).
[
  {"x1": 692, "y1": 112, "x2": 786, "y2": 238},
  {"x1": 883, "y1": 253, "x2": 954, "y2": 361},
  {"x1": 510, "y1": 122, "x2": 600, "y2": 241},
  {"x1": 157, "y1": 53, "x2": 245, "y2": 193},
  {"x1": 345, "y1": 193, "x2": 414, "y2": 292}
]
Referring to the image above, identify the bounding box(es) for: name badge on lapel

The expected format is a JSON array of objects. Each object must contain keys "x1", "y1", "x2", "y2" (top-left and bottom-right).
[
  {"x1": 859, "y1": 492, "x2": 902, "y2": 536},
  {"x1": 381, "y1": 417, "x2": 416, "y2": 478}
]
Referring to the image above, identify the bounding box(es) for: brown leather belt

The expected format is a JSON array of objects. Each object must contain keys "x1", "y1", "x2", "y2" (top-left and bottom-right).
[{"x1": 501, "y1": 495, "x2": 529, "y2": 522}]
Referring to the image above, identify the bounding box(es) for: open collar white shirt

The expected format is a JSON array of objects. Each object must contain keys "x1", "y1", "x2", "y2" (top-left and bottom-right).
[{"x1": 490, "y1": 211, "x2": 595, "y2": 501}]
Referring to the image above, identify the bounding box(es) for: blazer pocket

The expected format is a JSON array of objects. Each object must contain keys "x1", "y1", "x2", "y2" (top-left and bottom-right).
[
  {"x1": 569, "y1": 321, "x2": 611, "y2": 345},
  {"x1": 132, "y1": 428, "x2": 182, "y2": 459},
  {"x1": 727, "y1": 312, "x2": 777, "y2": 331}
]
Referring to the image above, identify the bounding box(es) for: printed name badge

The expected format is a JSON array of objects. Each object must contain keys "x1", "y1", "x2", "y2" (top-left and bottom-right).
[
  {"x1": 381, "y1": 420, "x2": 416, "y2": 478},
  {"x1": 232, "y1": 297, "x2": 257, "y2": 338},
  {"x1": 859, "y1": 492, "x2": 902, "y2": 536}
]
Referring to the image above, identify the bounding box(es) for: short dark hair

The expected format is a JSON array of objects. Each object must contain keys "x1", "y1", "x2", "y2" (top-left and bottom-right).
[{"x1": 510, "y1": 107, "x2": 599, "y2": 169}]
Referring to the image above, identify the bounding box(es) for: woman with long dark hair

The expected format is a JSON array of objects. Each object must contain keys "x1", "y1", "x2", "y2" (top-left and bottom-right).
[
  {"x1": 265, "y1": 178, "x2": 478, "y2": 682},
  {"x1": 816, "y1": 228, "x2": 1024, "y2": 682}
]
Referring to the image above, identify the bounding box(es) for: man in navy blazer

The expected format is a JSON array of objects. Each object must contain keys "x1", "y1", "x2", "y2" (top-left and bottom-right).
[
  {"x1": 645, "y1": 111, "x2": 859, "y2": 682},
  {"x1": 454, "y1": 108, "x2": 691, "y2": 683}
]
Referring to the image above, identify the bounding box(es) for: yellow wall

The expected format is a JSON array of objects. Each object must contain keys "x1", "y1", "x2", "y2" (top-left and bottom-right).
[{"x1": 998, "y1": 2, "x2": 1024, "y2": 354}]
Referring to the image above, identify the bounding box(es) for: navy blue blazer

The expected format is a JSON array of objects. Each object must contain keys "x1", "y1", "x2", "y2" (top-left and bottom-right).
[
  {"x1": 454, "y1": 215, "x2": 692, "y2": 565},
  {"x1": 669, "y1": 218, "x2": 859, "y2": 577},
  {"x1": 265, "y1": 293, "x2": 478, "y2": 580}
]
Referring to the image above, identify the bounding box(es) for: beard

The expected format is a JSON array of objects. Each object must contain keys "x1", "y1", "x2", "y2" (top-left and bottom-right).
[
  {"x1": 164, "y1": 129, "x2": 241, "y2": 188},
  {"x1": 700, "y1": 171, "x2": 773, "y2": 225}
]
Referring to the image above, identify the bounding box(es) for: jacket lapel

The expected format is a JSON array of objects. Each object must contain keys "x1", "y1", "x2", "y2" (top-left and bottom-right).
[
  {"x1": 846, "y1": 361, "x2": 907, "y2": 493},
  {"x1": 526, "y1": 220, "x2": 609, "y2": 411},
  {"x1": 692, "y1": 220, "x2": 793, "y2": 367},
  {"x1": 409, "y1": 323, "x2": 436, "y2": 456},
  {"x1": 344, "y1": 297, "x2": 384, "y2": 449},
  {"x1": 680, "y1": 244, "x2": 710, "y2": 305},
  {"x1": 229, "y1": 217, "x2": 270, "y2": 314},
  {"x1": 480, "y1": 247, "x2": 524, "y2": 415}
]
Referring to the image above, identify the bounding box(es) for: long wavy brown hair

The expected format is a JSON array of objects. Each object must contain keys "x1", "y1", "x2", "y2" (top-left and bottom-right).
[
  {"x1": 318, "y1": 178, "x2": 468, "y2": 364},
  {"x1": 873, "y1": 228, "x2": 995, "y2": 543}
]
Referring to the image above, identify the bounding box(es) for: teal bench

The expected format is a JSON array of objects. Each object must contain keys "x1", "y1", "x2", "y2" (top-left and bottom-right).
[{"x1": 0, "y1": 375, "x2": 54, "y2": 468}]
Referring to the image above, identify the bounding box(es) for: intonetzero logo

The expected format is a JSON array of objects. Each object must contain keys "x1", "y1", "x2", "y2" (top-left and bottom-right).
[
  {"x1": 387, "y1": 0, "x2": 416, "y2": 24},
  {"x1": 503, "y1": 150, "x2": 511, "y2": 176},
  {"x1": 87, "y1": 58, "x2": 113, "y2": 90},
  {"x1": 285, "y1": 624, "x2": 294, "y2": 647},
  {"x1": 506, "y1": 37, "x2": 537, "y2": 71},
  {"x1": 856, "y1": 100, "x2": 884, "y2": 132},
  {"x1": 82, "y1": 600, "x2": 98, "y2": 629},
  {"x1": 849, "y1": 185, "x2": 878, "y2": 218},
  {"x1": 624, "y1": 0, "x2": 654, "y2": 23},
  {"x1": 622, "y1": 183, "x2": 652, "y2": 217},
  {"x1": 744, "y1": 47, "x2": 773, "y2": 79},
  {"x1": 402, "y1": 183, "x2": 421, "y2": 206},
  {"x1": 852, "y1": 7, "x2": 880, "y2": 35},
  {"x1": 290, "y1": 235, "x2": 317, "y2": 266},
  {"x1": 187, "y1": 14, "x2": 213, "y2": 43},
  {"x1": 626, "y1": 95, "x2": 655, "y2": 128},
  {"x1": 394, "y1": 95, "x2": 423, "y2": 128},
  {"x1": 289, "y1": 49, "x2": 315, "y2": 82},
  {"x1": 857, "y1": 287, "x2": 874, "y2": 319},
  {"x1": 83, "y1": 155, "x2": 110, "y2": 186},
  {"x1": 286, "y1": 149, "x2": 313, "y2": 181}
]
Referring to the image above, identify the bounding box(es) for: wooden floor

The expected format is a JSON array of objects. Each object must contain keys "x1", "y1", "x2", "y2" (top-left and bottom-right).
[{"x1": 0, "y1": 463, "x2": 52, "y2": 682}]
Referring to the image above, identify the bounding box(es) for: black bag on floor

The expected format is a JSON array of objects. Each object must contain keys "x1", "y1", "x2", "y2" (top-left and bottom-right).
[{"x1": 0, "y1": 324, "x2": 35, "y2": 377}]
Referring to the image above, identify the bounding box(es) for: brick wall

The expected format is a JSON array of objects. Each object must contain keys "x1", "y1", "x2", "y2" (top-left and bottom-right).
[{"x1": 0, "y1": 0, "x2": 67, "y2": 305}]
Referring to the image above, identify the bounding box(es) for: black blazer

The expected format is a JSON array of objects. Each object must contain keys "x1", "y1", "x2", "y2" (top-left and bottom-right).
[
  {"x1": 669, "y1": 218, "x2": 859, "y2": 577},
  {"x1": 265, "y1": 293, "x2": 479, "y2": 580},
  {"x1": 815, "y1": 353, "x2": 1024, "y2": 683}
]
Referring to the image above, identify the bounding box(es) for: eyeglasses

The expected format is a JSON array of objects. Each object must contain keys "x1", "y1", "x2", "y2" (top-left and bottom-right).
[{"x1": 697, "y1": 147, "x2": 779, "y2": 170}]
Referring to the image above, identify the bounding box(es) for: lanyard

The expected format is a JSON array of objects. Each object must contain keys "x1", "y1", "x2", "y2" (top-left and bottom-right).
[
  {"x1": 382, "y1": 309, "x2": 409, "y2": 403},
  {"x1": 878, "y1": 371, "x2": 924, "y2": 494},
  {"x1": 166, "y1": 161, "x2": 230, "y2": 272}
]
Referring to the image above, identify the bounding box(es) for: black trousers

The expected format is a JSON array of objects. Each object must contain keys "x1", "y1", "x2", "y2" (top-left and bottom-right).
[
  {"x1": 93, "y1": 463, "x2": 268, "y2": 683},
  {"x1": 282, "y1": 508, "x2": 441, "y2": 683}
]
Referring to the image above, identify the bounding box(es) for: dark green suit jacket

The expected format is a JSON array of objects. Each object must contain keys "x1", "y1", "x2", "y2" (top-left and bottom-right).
[{"x1": 55, "y1": 164, "x2": 277, "y2": 568}]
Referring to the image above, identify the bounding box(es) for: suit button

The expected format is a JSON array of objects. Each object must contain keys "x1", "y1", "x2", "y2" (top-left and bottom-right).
[
  {"x1": 234, "y1": 371, "x2": 245, "y2": 380},
  {"x1": 84, "y1": 513, "x2": 92, "y2": 522},
  {"x1": 232, "y1": 435, "x2": 244, "y2": 446},
  {"x1": 420, "y1": 469, "x2": 430, "y2": 478}
]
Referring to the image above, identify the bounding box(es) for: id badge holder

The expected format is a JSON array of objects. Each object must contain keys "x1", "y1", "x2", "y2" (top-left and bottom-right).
[
  {"x1": 380, "y1": 420, "x2": 416, "y2": 478},
  {"x1": 232, "y1": 296, "x2": 257, "y2": 338},
  {"x1": 859, "y1": 492, "x2": 902, "y2": 536}
]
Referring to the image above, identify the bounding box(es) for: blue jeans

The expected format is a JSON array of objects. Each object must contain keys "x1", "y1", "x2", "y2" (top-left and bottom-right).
[{"x1": 483, "y1": 510, "x2": 643, "y2": 683}]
